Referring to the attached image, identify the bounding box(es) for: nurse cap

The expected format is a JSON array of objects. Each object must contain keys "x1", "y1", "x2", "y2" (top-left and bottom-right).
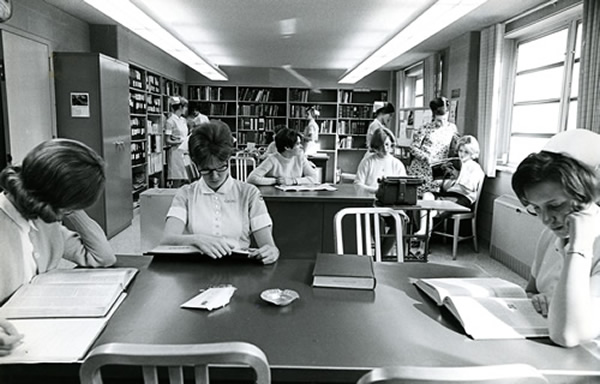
[{"x1": 543, "y1": 129, "x2": 600, "y2": 169}]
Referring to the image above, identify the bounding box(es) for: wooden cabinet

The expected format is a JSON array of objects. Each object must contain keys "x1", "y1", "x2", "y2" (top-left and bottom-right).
[{"x1": 53, "y1": 52, "x2": 132, "y2": 238}]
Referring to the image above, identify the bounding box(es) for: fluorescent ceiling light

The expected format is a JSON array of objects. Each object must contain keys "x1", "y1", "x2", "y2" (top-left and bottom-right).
[
  {"x1": 84, "y1": 0, "x2": 228, "y2": 81},
  {"x1": 339, "y1": 0, "x2": 487, "y2": 84}
]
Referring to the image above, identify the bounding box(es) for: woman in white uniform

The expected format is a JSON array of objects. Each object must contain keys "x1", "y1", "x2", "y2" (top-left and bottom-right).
[
  {"x1": 303, "y1": 106, "x2": 320, "y2": 156},
  {"x1": 365, "y1": 102, "x2": 395, "y2": 150},
  {"x1": 161, "y1": 121, "x2": 279, "y2": 264},
  {"x1": 165, "y1": 96, "x2": 189, "y2": 188},
  {"x1": 512, "y1": 129, "x2": 600, "y2": 347}
]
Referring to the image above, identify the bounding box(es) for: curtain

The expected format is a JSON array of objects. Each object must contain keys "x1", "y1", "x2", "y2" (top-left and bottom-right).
[
  {"x1": 577, "y1": 0, "x2": 600, "y2": 132},
  {"x1": 477, "y1": 24, "x2": 504, "y2": 177}
]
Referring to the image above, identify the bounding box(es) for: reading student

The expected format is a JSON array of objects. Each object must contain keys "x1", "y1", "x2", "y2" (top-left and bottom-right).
[
  {"x1": 512, "y1": 129, "x2": 600, "y2": 347},
  {"x1": 0, "y1": 139, "x2": 116, "y2": 352},
  {"x1": 247, "y1": 127, "x2": 318, "y2": 186},
  {"x1": 161, "y1": 121, "x2": 279, "y2": 264}
]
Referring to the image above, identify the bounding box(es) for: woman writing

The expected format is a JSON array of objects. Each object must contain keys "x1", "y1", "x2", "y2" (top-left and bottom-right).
[
  {"x1": 512, "y1": 129, "x2": 600, "y2": 347},
  {"x1": 161, "y1": 121, "x2": 279, "y2": 264}
]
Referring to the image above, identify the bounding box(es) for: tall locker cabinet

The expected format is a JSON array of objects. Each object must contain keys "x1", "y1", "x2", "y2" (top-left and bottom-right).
[{"x1": 53, "y1": 52, "x2": 132, "y2": 238}]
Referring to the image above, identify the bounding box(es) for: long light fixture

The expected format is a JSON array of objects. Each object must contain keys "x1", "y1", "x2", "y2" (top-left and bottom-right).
[
  {"x1": 339, "y1": 0, "x2": 488, "y2": 84},
  {"x1": 84, "y1": 0, "x2": 228, "y2": 81}
]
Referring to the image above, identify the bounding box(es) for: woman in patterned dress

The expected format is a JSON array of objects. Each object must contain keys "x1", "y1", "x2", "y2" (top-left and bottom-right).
[{"x1": 408, "y1": 96, "x2": 459, "y2": 197}]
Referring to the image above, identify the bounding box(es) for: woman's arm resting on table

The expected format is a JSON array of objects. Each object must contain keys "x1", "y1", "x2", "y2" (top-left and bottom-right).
[
  {"x1": 247, "y1": 160, "x2": 277, "y2": 186},
  {"x1": 249, "y1": 226, "x2": 279, "y2": 265},
  {"x1": 161, "y1": 217, "x2": 238, "y2": 259},
  {"x1": 62, "y1": 210, "x2": 116, "y2": 267}
]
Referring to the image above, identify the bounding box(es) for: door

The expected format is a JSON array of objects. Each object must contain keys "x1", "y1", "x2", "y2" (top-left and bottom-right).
[{"x1": 0, "y1": 31, "x2": 53, "y2": 165}]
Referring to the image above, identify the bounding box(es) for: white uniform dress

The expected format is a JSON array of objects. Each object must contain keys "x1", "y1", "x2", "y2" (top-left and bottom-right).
[
  {"x1": 303, "y1": 119, "x2": 320, "y2": 156},
  {"x1": 165, "y1": 114, "x2": 189, "y2": 180},
  {"x1": 354, "y1": 152, "x2": 407, "y2": 191},
  {"x1": 166, "y1": 177, "x2": 273, "y2": 250}
]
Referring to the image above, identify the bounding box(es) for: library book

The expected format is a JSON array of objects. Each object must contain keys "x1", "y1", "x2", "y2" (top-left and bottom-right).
[
  {"x1": 414, "y1": 277, "x2": 548, "y2": 340},
  {"x1": 312, "y1": 253, "x2": 376, "y2": 290}
]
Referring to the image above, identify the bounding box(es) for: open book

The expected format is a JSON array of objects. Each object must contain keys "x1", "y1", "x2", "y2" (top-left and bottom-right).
[
  {"x1": 431, "y1": 157, "x2": 461, "y2": 180},
  {"x1": 0, "y1": 268, "x2": 137, "y2": 319},
  {"x1": 275, "y1": 183, "x2": 337, "y2": 192},
  {"x1": 414, "y1": 277, "x2": 548, "y2": 340}
]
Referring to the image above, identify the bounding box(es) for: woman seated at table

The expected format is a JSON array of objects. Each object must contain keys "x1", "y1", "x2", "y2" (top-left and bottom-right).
[
  {"x1": 0, "y1": 139, "x2": 116, "y2": 354},
  {"x1": 247, "y1": 127, "x2": 318, "y2": 186},
  {"x1": 511, "y1": 129, "x2": 600, "y2": 347},
  {"x1": 354, "y1": 127, "x2": 406, "y2": 193},
  {"x1": 161, "y1": 121, "x2": 279, "y2": 264}
]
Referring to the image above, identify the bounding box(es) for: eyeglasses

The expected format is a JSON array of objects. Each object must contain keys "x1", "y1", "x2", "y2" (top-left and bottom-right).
[
  {"x1": 525, "y1": 200, "x2": 573, "y2": 217},
  {"x1": 199, "y1": 164, "x2": 229, "y2": 175}
]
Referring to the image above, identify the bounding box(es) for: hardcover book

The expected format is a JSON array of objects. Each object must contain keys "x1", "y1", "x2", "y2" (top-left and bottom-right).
[
  {"x1": 414, "y1": 277, "x2": 548, "y2": 340},
  {"x1": 431, "y1": 157, "x2": 462, "y2": 180},
  {"x1": 312, "y1": 253, "x2": 376, "y2": 290}
]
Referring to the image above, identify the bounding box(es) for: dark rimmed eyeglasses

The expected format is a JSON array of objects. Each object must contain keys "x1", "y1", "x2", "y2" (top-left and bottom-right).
[{"x1": 199, "y1": 164, "x2": 229, "y2": 175}]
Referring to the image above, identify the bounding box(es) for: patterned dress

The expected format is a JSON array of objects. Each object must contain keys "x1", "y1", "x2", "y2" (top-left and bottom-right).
[{"x1": 408, "y1": 120, "x2": 458, "y2": 196}]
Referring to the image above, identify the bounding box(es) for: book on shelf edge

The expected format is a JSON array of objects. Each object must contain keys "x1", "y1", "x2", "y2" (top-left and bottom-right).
[
  {"x1": 414, "y1": 277, "x2": 548, "y2": 340},
  {"x1": 312, "y1": 253, "x2": 376, "y2": 290}
]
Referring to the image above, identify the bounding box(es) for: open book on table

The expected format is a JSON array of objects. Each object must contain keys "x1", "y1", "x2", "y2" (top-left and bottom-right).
[
  {"x1": 414, "y1": 277, "x2": 548, "y2": 340},
  {"x1": 275, "y1": 183, "x2": 337, "y2": 192},
  {"x1": 431, "y1": 157, "x2": 461, "y2": 180},
  {"x1": 0, "y1": 268, "x2": 137, "y2": 319}
]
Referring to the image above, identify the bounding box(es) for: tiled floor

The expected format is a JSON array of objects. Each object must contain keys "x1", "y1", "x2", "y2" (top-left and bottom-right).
[{"x1": 109, "y1": 208, "x2": 527, "y2": 288}]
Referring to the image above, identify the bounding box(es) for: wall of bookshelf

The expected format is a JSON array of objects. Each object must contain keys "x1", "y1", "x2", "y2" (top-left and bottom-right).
[
  {"x1": 185, "y1": 85, "x2": 389, "y2": 182},
  {"x1": 129, "y1": 65, "x2": 184, "y2": 203}
]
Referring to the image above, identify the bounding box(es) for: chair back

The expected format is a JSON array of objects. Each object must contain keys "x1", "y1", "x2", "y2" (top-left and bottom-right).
[
  {"x1": 334, "y1": 207, "x2": 406, "y2": 262},
  {"x1": 356, "y1": 364, "x2": 549, "y2": 384},
  {"x1": 231, "y1": 153, "x2": 257, "y2": 182},
  {"x1": 80, "y1": 342, "x2": 270, "y2": 384}
]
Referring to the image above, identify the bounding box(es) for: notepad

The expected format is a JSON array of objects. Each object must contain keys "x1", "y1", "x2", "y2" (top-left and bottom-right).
[{"x1": 275, "y1": 183, "x2": 337, "y2": 192}]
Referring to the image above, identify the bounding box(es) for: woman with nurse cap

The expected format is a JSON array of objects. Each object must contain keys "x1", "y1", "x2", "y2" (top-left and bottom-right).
[{"x1": 511, "y1": 129, "x2": 600, "y2": 347}]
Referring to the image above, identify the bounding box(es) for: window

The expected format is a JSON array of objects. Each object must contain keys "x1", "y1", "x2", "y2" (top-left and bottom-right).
[
  {"x1": 414, "y1": 77, "x2": 424, "y2": 108},
  {"x1": 504, "y1": 19, "x2": 581, "y2": 166},
  {"x1": 403, "y1": 63, "x2": 423, "y2": 108}
]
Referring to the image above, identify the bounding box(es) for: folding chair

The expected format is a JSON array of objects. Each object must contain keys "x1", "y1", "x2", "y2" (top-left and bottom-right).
[
  {"x1": 79, "y1": 342, "x2": 270, "y2": 384},
  {"x1": 231, "y1": 153, "x2": 257, "y2": 182},
  {"x1": 334, "y1": 207, "x2": 407, "y2": 262}
]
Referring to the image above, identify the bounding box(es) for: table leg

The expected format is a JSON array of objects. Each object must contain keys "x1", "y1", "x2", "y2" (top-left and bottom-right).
[{"x1": 424, "y1": 209, "x2": 431, "y2": 262}]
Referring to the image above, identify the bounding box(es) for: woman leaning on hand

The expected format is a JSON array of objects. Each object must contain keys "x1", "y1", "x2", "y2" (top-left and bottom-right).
[{"x1": 512, "y1": 129, "x2": 600, "y2": 347}]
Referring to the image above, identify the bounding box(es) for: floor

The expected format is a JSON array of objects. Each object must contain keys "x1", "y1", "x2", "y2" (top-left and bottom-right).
[{"x1": 109, "y1": 208, "x2": 528, "y2": 288}]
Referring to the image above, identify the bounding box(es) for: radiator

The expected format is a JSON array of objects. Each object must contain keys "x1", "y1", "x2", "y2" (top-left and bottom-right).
[{"x1": 490, "y1": 194, "x2": 547, "y2": 279}]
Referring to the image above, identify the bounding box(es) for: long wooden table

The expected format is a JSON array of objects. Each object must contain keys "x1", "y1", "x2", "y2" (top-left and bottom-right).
[{"x1": 3, "y1": 256, "x2": 599, "y2": 383}]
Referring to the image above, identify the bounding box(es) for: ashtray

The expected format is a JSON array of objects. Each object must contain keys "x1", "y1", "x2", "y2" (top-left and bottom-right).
[{"x1": 260, "y1": 289, "x2": 299, "y2": 306}]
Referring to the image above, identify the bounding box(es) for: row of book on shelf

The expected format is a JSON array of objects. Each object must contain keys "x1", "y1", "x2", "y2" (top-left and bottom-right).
[{"x1": 238, "y1": 104, "x2": 282, "y2": 117}]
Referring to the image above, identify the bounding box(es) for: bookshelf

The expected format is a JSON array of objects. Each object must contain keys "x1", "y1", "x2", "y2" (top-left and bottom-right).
[
  {"x1": 184, "y1": 85, "x2": 389, "y2": 182},
  {"x1": 129, "y1": 65, "x2": 184, "y2": 203}
]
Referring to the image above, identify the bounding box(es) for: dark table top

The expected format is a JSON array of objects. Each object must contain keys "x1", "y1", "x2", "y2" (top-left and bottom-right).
[
  {"x1": 257, "y1": 183, "x2": 375, "y2": 203},
  {"x1": 93, "y1": 256, "x2": 600, "y2": 382}
]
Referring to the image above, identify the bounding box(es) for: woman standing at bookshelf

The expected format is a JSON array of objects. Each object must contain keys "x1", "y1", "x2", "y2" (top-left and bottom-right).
[
  {"x1": 165, "y1": 96, "x2": 189, "y2": 188},
  {"x1": 366, "y1": 102, "x2": 395, "y2": 150},
  {"x1": 303, "y1": 106, "x2": 320, "y2": 156},
  {"x1": 0, "y1": 139, "x2": 115, "y2": 305},
  {"x1": 161, "y1": 121, "x2": 279, "y2": 264},
  {"x1": 512, "y1": 129, "x2": 600, "y2": 347}
]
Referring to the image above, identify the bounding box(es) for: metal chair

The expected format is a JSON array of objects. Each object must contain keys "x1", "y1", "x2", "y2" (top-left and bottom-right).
[
  {"x1": 356, "y1": 364, "x2": 549, "y2": 384},
  {"x1": 79, "y1": 342, "x2": 270, "y2": 384},
  {"x1": 231, "y1": 153, "x2": 257, "y2": 182},
  {"x1": 334, "y1": 207, "x2": 407, "y2": 262},
  {"x1": 432, "y1": 177, "x2": 485, "y2": 260}
]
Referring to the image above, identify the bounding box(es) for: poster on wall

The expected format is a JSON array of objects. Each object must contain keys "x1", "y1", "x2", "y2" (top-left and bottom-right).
[
  {"x1": 449, "y1": 99, "x2": 458, "y2": 124},
  {"x1": 70, "y1": 92, "x2": 90, "y2": 118}
]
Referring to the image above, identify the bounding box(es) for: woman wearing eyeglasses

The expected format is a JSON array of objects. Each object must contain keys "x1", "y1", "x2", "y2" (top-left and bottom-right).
[
  {"x1": 161, "y1": 121, "x2": 279, "y2": 264},
  {"x1": 511, "y1": 129, "x2": 600, "y2": 347}
]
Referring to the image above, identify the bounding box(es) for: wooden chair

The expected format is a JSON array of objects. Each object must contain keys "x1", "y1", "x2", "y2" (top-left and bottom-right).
[
  {"x1": 79, "y1": 342, "x2": 270, "y2": 384},
  {"x1": 334, "y1": 207, "x2": 407, "y2": 262},
  {"x1": 432, "y1": 177, "x2": 485, "y2": 260},
  {"x1": 231, "y1": 153, "x2": 257, "y2": 182},
  {"x1": 356, "y1": 364, "x2": 549, "y2": 384}
]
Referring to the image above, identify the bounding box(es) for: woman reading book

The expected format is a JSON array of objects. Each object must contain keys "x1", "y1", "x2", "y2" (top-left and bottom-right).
[
  {"x1": 247, "y1": 127, "x2": 318, "y2": 186},
  {"x1": 512, "y1": 129, "x2": 600, "y2": 347},
  {"x1": 161, "y1": 121, "x2": 279, "y2": 264}
]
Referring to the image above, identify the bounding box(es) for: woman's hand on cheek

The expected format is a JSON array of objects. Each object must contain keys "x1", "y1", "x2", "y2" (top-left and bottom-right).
[{"x1": 566, "y1": 204, "x2": 599, "y2": 257}]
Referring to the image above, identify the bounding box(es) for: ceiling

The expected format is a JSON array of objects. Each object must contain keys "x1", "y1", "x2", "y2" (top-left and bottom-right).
[{"x1": 44, "y1": 0, "x2": 550, "y2": 73}]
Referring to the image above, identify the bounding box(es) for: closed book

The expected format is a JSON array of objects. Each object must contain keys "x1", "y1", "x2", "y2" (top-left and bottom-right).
[{"x1": 312, "y1": 253, "x2": 376, "y2": 290}]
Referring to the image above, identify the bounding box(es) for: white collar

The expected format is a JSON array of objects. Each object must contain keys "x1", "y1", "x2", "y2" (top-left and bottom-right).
[{"x1": 197, "y1": 175, "x2": 234, "y2": 195}]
